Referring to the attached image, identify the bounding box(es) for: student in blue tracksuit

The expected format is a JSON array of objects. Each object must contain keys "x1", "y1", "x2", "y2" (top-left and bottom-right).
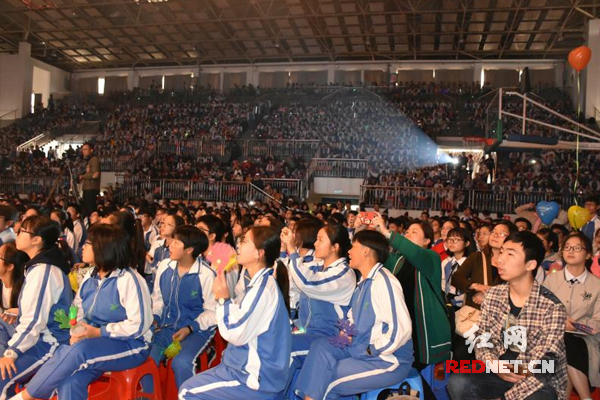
[
  {"x1": 279, "y1": 218, "x2": 324, "y2": 319},
  {"x1": 179, "y1": 226, "x2": 292, "y2": 400},
  {"x1": 15, "y1": 224, "x2": 153, "y2": 400},
  {"x1": 146, "y1": 214, "x2": 185, "y2": 288},
  {"x1": 149, "y1": 225, "x2": 217, "y2": 388},
  {"x1": 197, "y1": 215, "x2": 239, "y2": 300},
  {"x1": 0, "y1": 216, "x2": 72, "y2": 399},
  {"x1": 139, "y1": 206, "x2": 159, "y2": 252},
  {"x1": 0, "y1": 243, "x2": 29, "y2": 353},
  {"x1": 280, "y1": 222, "x2": 356, "y2": 399},
  {"x1": 295, "y1": 230, "x2": 413, "y2": 400}
]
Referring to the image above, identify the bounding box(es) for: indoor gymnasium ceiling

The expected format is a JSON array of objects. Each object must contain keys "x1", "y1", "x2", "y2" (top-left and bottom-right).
[{"x1": 0, "y1": 0, "x2": 596, "y2": 70}]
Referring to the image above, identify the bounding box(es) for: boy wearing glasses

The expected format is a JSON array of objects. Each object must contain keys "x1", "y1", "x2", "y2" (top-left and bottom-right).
[{"x1": 448, "y1": 231, "x2": 567, "y2": 400}]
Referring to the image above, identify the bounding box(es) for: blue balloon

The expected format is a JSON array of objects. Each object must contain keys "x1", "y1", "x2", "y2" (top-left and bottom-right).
[{"x1": 536, "y1": 201, "x2": 560, "y2": 226}]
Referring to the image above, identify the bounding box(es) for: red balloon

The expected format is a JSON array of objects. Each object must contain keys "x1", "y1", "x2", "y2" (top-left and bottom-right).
[{"x1": 568, "y1": 46, "x2": 592, "y2": 72}]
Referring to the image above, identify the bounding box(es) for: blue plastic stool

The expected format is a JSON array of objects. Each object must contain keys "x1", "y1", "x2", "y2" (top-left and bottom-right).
[
  {"x1": 360, "y1": 368, "x2": 424, "y2": 400},
  {"x1": 420, "y1": 363, "x2": 450, "y2": 400},
  {"x1": 288, "y1": 369, "x2": 359, "y2": 400}
]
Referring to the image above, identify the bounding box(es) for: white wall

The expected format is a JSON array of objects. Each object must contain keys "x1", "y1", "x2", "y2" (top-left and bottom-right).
[
  {"x1": 313, "y1": 178, "x2": 364, "y2": 196},
  {"x1": 32, "y1": 58, "x2": 71, "y2": 96},
  {"x1": 72, "y1": 59, "x2": 563, "y2": 92},
  {"x1": 32, "y1": 66, "x2": 51, "y2": 108},
  {"x1": 0, "y1": 53, "x2": 25, "y2": 117},
  {"x1": 0, "y1": 43, "x2": 70, "y2": 118},
  {"x1": 0, "y1": 43, "x2": 33, "y2": 118},
  {"x1": 585, "y1": 19, "x2": 600, "y2": 119}
]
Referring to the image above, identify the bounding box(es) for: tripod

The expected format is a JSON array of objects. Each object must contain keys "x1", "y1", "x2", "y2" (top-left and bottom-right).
[{"x1": 44, "y1": 160, "x2": 81, "y2": 206}]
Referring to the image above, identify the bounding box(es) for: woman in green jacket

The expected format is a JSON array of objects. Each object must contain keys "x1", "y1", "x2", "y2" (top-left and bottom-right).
[{"x1": 372, "y1": 215, "x2": 452, "y2": 368}]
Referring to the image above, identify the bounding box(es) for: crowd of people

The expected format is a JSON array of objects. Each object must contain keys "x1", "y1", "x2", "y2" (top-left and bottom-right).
[
  {"x1": 0, "y1": 102, "x2": 98, "y2": 178},
  {"x1": 1, "y1": 82, "x2": 598, "y2": 202},
  {"x1": 0, "y1": 179, "x2": 596, "y2": 399}
]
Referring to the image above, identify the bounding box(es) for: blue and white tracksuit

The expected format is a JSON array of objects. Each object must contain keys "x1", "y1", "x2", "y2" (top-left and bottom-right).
[
  {"x1": 149, "y1": 257, "x2": 217, "y2": 388},
  {"x1": 0, "y1": 250, "x2": 72, "y2": 400},
  {"x1": 25, "y1": 267, "x2": 153, "y2": 400},
  {"x1": 179, "y1": 267, "x2": 292, "y2": 400},
  {"x1": 146, "y1": 238, "x2": 170, "y2": 274},
  {"x1": 295, "y1": 264, "x2": 413, "y2": 400},
  {"x1": 0, "y1": 228, "x2": 16, "y2": 246},
  {"x1": 73, "y1": 219, "x2": 87, "y2": 260},
  {"x1": 145, "y1": 238, "x2": 170, "y2": 290},
  {"x1": 279, "y1": 251, "x2": 320, "y2": 318},
  {"x1": 144, "y1": 224, "x2": 159, "y2": 252},
  {"x1": 284, "y1": 255, "x2": 356, "y2": 399}
]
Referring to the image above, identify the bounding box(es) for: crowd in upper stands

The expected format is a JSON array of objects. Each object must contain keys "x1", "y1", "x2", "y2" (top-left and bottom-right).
[{"x1": 1, "y1": 81, "x2": 598, "y2": 197}]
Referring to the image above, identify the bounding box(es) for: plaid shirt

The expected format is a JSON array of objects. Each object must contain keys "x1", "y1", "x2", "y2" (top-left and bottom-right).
[{"x1": 475, "y1": 281, "x2": 568, "y2": 400}]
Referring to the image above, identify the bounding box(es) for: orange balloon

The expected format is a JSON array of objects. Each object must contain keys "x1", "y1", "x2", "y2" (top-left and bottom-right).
[{"x1": 568, "y1": 46, "x2": 592, "y2": 72}]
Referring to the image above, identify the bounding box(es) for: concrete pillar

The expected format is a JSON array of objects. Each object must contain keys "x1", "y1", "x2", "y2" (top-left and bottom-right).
[
  {"x1": 246, "y1": 67, "x2": 259, "y2": 86},
  {"x1": 554, "y1": 62, "x2": 564, "y2": 88},
  {"x1": 219, "y1": 72, "x2": 224, "y2": 91},
  {"x1": 584, "y1": 19, "x2": 600, "y2": 119},
  {"x1": 127, "y1": 70, "x2": 139, "y2": 90},
  {"x1": 327, "y1": 65, "x2": 335, "y2": 85},
  {"x1": 473, "y1": 63, "x2": 483, "y2": 87},
  {"x1": 0, "y1": 42, "x2": 35, "y2": 118},
  {"x1": 360, "y1": 69, "x2": 365, "y2": 85}
]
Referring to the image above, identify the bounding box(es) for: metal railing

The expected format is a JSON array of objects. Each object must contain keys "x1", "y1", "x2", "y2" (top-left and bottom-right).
[
  {"x1": 360, "y1": 185, "x2": 583, "y2": 214},
  {"x1": 49, "y1": 121, "x2": 100, "y2": 138},
  {"x1": 0, "y1": 176, "x2": 71, "y2": 196},
  {"x1": 116, "y1": 178, "x2": 303, "y2": 203},
  {"x1": 309, "y1": 158, "x2": 368, "y2": 178},
  {"x1": 0, "y1": 110, "x2": 16, "y2": 129},
  {"x1": 156, "y1": 138, "x2": 320, "y2": 159},
  {"x1": 17, "y1": 134, "x2": 48, "y2": 152}
]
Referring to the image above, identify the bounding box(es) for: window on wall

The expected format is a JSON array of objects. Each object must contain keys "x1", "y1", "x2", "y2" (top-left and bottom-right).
[{"x1": 98, "y1": 77, "x2": 105, "y2": 95}]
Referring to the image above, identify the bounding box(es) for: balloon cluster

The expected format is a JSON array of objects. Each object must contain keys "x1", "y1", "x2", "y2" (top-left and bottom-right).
[{"x1": 535, "y1": 201, "x2": 591, "y2": 230}]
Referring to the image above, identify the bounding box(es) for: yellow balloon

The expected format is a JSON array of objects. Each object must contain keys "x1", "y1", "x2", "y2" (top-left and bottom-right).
[{"x1": 568, "y1": 205, "x2": 591, "y2": 230}]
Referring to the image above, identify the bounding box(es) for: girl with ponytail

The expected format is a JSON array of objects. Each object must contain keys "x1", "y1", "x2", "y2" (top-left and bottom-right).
[
  {"x1": 280, "y1": 222, "x2": 356, "y2": 398},
  {"x1": 179, "y1": 226, "x2": 291, "y2": 400}
]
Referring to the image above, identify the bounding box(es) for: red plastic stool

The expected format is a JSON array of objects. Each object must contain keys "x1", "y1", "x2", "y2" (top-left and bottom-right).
[
  {"x1": 160, "y1": 330, "x2": 229, "y2": 400},
  {"x1": 570, "y1": 387, "x2": 600, "y2": 400},
  {"x1": 159, "y1": 359, "x2": 179, "y2": 400},
  {"x1": 200, "y1": 330, "x2": 227, "y2": 370},
  {"x1": 89, "y1": 358, "x2": 162, "y2": 400}
]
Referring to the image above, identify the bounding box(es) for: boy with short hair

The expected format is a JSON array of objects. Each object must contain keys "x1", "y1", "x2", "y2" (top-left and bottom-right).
[
  {"x1": 583, "y1": 195, "x2": 600, "y2": 252},
  {"x1": 448, "y1": 231, "x2": 567, "y2": 400},
  {"x1": 149, "y1": 225, "x2": 217, "y2": 389},
  {"x1": 139, "y1": 206, "x2": 159, "y2": 251}
]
